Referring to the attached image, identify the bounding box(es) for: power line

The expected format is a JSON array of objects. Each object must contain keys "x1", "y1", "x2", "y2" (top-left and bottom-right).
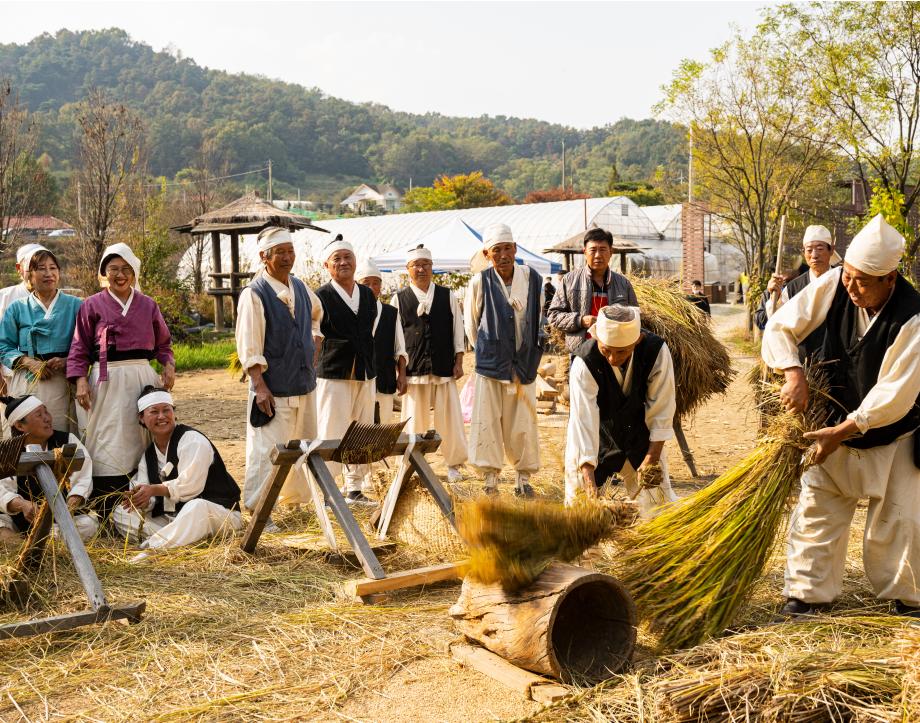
[{"x1": 144, "y1": 165, "x2": 269, "y2": 189}]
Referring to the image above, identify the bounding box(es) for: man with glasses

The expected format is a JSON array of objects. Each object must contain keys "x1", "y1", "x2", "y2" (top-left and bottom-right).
[
  {"x1": 546, "y1": 228, "x2": 638, "y2": 354},
  {"x1": 392, "y1": 245, "x2": 468, "y2": 483},
  {"x1": 235, "y1": 227, "x2": 323, "y2": 529}
]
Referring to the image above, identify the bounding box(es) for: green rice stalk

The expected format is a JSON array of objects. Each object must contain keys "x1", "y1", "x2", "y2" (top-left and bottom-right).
[
  {"x1": 619, "y1": 365, "x2": 834, "y2": 651},
  {"x1": 630, "y1": 276, "x2": 734, "y2": 418},
  {"x1": 457, "y1": 497, "x2": 636, "y2": 592}
]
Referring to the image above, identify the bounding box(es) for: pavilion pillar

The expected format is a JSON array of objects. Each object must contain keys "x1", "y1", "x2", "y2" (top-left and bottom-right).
[
  {"x1": 230, "y1": 232, "x2": 241, "y2": 324},
  {"x1": 211, "y1": 231, "x2": 225, "y2": 332}
]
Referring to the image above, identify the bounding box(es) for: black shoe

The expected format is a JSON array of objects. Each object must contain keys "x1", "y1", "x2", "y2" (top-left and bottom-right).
[
  {"x1": 778, "y1": 598, "x2": 825, "y2": 618},
  {"x1": 894, "y1": 600, "x2": 920, "y2": 618},
  {"x1": 514, "y1": 484, "x2": 535, "y2": 499},
  {"x1": 345, "y1": 491, "x2": 376, "y2": 507}
]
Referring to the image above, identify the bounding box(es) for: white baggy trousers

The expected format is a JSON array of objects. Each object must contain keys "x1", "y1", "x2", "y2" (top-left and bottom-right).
[
  {"x1": 316, "y1": 378, "x2": 375, "y2": 493},
  {"x1": 785, "y1": 432, "x2": 920, "y2": 606},
  {"x1": 402, "y1": 381, "x2": 468, "y2": 468},
  {"x1": 113, "y1": 498, "x2": 242, "y2": 550},
  {"x1": 467, "y1": 374, "x2": 539, "y2": 475}
]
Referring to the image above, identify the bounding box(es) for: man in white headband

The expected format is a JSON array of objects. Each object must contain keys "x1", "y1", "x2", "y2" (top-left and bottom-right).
[
  {"x1": 313, "y1": 235, "x2": 380, "y2": 506},
  {"x1": 235, "y1": 225, "x2": 324, "y2": 528},
  {"x1": 763, "y1": 213, "x2": 920, "y2": 619},
  {"x1": 0, "y1": 243, "x2": 49, "y2": 406},
  {"x1": 0, "y1": 395, "x2": 98, "y2": 546},
  {"x1": 757, "y1": 224, "x2": 839, "y2": 361},
  {"x1": 564, "y1": 305, "x2": 677, "y2": 517},
  {"x1": 464, "y1": 223, "x2": 544, "y2": 496},
  {"x1": 113, "y1": 386, "x2": 242, "y2": 560},
  {"x1": 392, "y1": 244, "x2": 468, "y2": 483}
]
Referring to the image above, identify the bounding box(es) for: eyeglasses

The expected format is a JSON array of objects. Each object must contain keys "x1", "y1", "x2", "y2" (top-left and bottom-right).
[{"x1": 105, "y1": 265, "x2": 135, "y2": 277}]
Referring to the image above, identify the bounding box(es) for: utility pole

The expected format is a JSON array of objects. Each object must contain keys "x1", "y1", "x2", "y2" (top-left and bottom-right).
[
  {"x1": 561, "y1": 139, "x2": 566, "y2": 190},
  {"x1": 267, "y1": 159, "x2": 273, "y2": 202},
  {"x1": 688, "y1": 127, "x2": 693, "y2": 203}
]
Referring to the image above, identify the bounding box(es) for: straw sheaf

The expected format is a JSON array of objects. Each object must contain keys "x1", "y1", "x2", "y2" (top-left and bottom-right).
[
  {"x1": 619, "y1": 364, "x2": 835, "y2": 651},
  {"x1": 630, "y1": 276, "x2": 734, "y2": 419},
  {"x1": 388, "y1": 476, "x2": 465, "y2": 559}
]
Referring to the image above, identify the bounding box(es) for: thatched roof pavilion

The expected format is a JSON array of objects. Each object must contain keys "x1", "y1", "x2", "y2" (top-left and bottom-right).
[
  {"x1": 544, "y1": 229, "x2": 645, "y2": 273},
  {"x1": 174, "y1": 192, "x2": 328, "y2": 330}
]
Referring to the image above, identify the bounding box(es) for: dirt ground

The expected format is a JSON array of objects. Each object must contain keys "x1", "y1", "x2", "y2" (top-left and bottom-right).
[{"x1": 1, "y1": 303, "x2": 877, "y2": 723}]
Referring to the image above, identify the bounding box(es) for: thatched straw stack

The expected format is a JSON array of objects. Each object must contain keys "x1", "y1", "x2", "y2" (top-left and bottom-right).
[
  {"x1": 618, "y1": 367, "x2": 834, "y2": 651},
  {"x1": 630, "y1": 276, "x2": 734, "y2": 418},
  {"x1": 457, "y1": 497, "x2": 636, "y2": 592}
]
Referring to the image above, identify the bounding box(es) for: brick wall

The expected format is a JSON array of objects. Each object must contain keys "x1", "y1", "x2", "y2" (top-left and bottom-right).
[{"x1": 681, "y1": 202, "x2": 707, "y2": 293}]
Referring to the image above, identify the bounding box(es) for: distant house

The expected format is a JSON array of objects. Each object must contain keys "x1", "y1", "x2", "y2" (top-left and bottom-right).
[
  {"x1": 3, "y1": 216, "x2": 73, "y2": 240},
  {"x1": 340, "y1": 184, "x2": 403, "y2": 213}
]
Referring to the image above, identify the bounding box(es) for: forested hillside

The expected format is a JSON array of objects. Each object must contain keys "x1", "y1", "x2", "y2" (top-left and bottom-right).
[{"x1": 0, "y1": 29, "x2": 687, "y2": 201}]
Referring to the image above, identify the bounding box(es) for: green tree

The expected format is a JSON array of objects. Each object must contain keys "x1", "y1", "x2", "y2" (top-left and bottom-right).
[{"x1": 403, "y1": 172, "x2": 512, "y2": 212}]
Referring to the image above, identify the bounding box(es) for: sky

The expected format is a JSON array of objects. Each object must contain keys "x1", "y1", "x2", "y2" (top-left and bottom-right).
[{"x1": 1, "y1": 0, "x2": 770, "y2": 129}]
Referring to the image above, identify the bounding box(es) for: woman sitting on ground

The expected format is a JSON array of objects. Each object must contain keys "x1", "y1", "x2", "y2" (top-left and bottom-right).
[
  {"x1": 0, "y1": 248, "x2": 82, "y2": 435},
  {"x1": 66, "y1": 243, "x2": 175, "y2": 518},
  {"x1": 0, "y1": 395, "x2": 97, "y2": 547},
  {"x1": 112, "y1": 386, "x2": 242, "y2": 559}
]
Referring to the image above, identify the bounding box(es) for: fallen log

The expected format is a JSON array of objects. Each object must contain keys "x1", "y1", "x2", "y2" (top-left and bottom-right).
[{"x1": 449, "y1": 562, "x2": 636, "y2": 684}]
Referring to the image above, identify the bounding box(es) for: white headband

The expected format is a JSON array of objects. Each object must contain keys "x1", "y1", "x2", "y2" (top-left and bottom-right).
[
  {"x1": 845, "y1": 213, "x2": 905, "y2": 276},
  {"x1": 589, "y1": 305, "x2": 641, "y2": 348},
  {"x1": 324, "y1": 236, "x2": 354, "y2": 260},
  {"x1": 7, "y1": 395, "x2": 44, "y2": 426},
  {"x1": 356, "y1": 259, "x2": 382, "y2": 280},
  {"x1": 16, "y1": 244, "x2": 49, "y2": 271},
  {"x1": 257, "y1": 226, "x2": 293, "y2": 252},
  {"x1": 407, "y1": 245, "x2": 433, "y2": 263},
  {"x1": 482, "y1": 223, "x2": 514, "y2": 250},
  {"x1": 99, "y1": 242, "x2": 142, "y2": 290},
  {"x1": 137, "y1": 390, "x2": 174, "y2": 413}
]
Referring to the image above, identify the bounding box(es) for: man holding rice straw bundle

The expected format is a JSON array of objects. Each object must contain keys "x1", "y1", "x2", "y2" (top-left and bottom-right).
[
  {"x1": 763, "y1": 214, "x2": 920, "y2": 618},
  {"x1": 464, "y1": 223, "x2": 543, "y2": 497},
  {"x1": 564, "y1": 304, "x2": 677, "y2": 518},
  {"x1": 236, "y1": 226, "x2": 323, "y2": 529},
  {"x1": 392, "y1": 244, "x2": 468, "y2": 483}
]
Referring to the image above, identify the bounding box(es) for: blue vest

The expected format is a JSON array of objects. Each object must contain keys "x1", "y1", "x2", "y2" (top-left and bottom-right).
[
  {"x1": 474, "y1": 267, "x2": 543, "y2": 385},
  {"x1": 250, "y1": 275, "x2": 316, "y2": 397}
]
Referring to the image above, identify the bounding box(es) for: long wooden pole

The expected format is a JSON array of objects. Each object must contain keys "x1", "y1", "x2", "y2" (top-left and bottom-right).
[{"x1": 771, "y1": 214, "x2": 787, "y2": 308}]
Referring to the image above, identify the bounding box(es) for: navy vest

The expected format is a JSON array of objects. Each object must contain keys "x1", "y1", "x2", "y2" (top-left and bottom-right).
[
  {"x1": 147, "y1": 425, "x2": 241, "y2": 517},
  {"x1": 315, "y1": 282, "x2": 377, "y2": 381},
  {"x1": 821, "y1": 272, "x2": 920, "y2": 449},
  {"x1": 10, "y1": 429, "x2": 70, "y2": 532},
  {"x1": 398, "y1": 285, "x2": 455, "y2": 378},
  {"x1": 575, "y1": 332, "x2": 665, "y2": 483},
  {"x1": 250, "y1": 275, "x2": 316, "y2": 397},
  {"x1": 474, "y1": 267, "x2": 543, "y2": 385},
  {"x1": 374, "y1": 303, "x2": 398, "y2": 395}
]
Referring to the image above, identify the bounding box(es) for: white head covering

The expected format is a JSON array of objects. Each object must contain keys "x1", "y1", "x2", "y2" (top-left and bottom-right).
[
  {"x1": 98, "y1": 242, "x2": 141, "y2": 289},
  {"x1": 5, "y1": 395, "x2": 44, "y2": 426},
  {"x1": 406, "y1": 244, "x2": 433, "y2": 263},
  {"x1": 589, "y1": 305, "x2": 641, "y2": 348},
  {"x1": 324, "y1": 234, "x2": 354, "y2": 260},
  {"x1": 356, "y1": 259, "x2": 382, "y2": 281},
  {"x1": 844, "y1": 214, "x2": 905, "y2": 276},
  {"x1": 802, "y1": 225, "x2": 832, "y2": 246},
  {"x1": 257, "y1": 226, "x2": 293, "y2": 252},
  {"x1": 137, "y1": 389, "x2": 174, "y2": 413},
  {"x1": 482, "y1": 223, "x2": 514, "y2": 250},
  {"x1": 16, "y1": 243, "x2": 49, "y2": 271}
]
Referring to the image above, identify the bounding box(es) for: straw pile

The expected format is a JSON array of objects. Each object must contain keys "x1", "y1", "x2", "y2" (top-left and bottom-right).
[
  {"x1": 618, "y1": 366, "x2": 834, "y2": 651},
  {"x1": 630, "y1": 276, "x2": 734, "y2": 418},
  {"x1": 457, "y1": 497, "x2": 637, "y2": 592}
]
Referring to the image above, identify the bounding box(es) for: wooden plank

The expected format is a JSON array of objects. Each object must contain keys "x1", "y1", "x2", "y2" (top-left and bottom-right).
[
  {"x1": 16, "y1": 448, "x2": 84, "y2": 475},
  {"x1": 535, "y1": 376, "x2": 559, "y2": 398},
  {"x1": 530, "y1": 683, "x2": 571, "y2": 704},
  {"x1": 4, "y1": 500, "x2": 53, "y2": 607},
  {"x1": 0, "y1": 600, "x2": 146, "y2": 640},
  {"x1": 33, "y1": 463, "x2": 107, "y2": 610},
  {"x1": 408, "y1": 450, "x2": 457, "y2": 531},
  {"x1": 269, "y1": 432, "x2": 442, "y2": 464},
  {"x1": 306, "y1": 453, "x2": 386, "y2": 580},
  {"x1": 450, "y1": 642, "x2": 544, "y2": 697},
  {"x1": 375, "y1": 447, "x2": 416, "y2": 540},
  {"x1": 240, "y1": 440, "x2": 299, "y2": 553},
  {"x1": 344, "y1": 562, "x2": 462, "y2": 599},
  {"x1": 302, "y1": 459, "x2": 337, "y2": 551}
]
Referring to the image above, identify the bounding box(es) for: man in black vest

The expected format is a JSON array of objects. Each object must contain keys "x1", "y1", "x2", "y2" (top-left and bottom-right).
[
  {"x1": 235, "y1": 226, "x2": 322, "y2": 529},
  {"x1": 113, "y1": 387, "x2": 241, "y2": 560},
  {"x1": 764, "y1": 214, "x2": 920, "y2": 618},
  {"x1": 315, "y1": 236, "x2": 378, "y2": 506},
  {"x1": 564, "y1": 305, "x2": 677, "y2": 518},
  {"x1": 392, "y1": 244, "x2": 468, "y2": 482}
]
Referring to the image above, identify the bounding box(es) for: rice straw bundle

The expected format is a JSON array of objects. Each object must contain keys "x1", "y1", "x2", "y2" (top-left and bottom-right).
[
  {"x1": 652, "y1": 616, "x2": 908, "y2": 722},
  {"x1": 457, "y1": 497, "x2": 636, "y2": 592},
  {"x1": 902, "y1": 625, "x2": 920, "y2": 720},
  {"x1": 619, "y1": 366, "x2": 834, "y2": 651},
  {"x1": 630, "y1": 276, "x2": 734, "y2": 418}
]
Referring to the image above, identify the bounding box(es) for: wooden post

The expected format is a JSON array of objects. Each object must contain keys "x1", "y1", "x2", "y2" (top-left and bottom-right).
[
  {"x1": 211, "y1": 231, "x2": 225, "y2": 332},
  {"x1": 230, "y1": 232, "x2": 241, "y2": 323},
  {"x1": 673, "y1": 420, "x2": 699, "y2": 478},
  {"x1": 240, "y1": 441, "x2": 297, "y2": 553}
]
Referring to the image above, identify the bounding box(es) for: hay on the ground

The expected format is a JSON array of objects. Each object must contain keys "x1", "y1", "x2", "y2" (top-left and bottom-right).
[{"x1": 457, "y1": 497, "x2": 637, "y2": 592}]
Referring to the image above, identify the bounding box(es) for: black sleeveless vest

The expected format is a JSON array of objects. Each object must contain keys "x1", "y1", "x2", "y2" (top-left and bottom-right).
[
  {"x1": 821, "y1": 273, "x2": 920, "y2": 449},
  {"x1": 10, "y1": 429, "x2": 70, "y2": 531},
  {"x1": 784, "y1": 271, "x2": 825, "y2": 363},
  {"x1": 575, "y1": 332, "x2": 665, "y2": 482},
  {"x1": 398, "y1": 285, "x2": 455, "y2": 378},
  {"x1": 315, "y1": 283, "x2": 377, "y2": 381},
  {"x1": 146, "y1": 425, "x2": 241, "y2": 516},
  {"x1": 373, "y1": 303, "x2": 398, "y2": 395}
]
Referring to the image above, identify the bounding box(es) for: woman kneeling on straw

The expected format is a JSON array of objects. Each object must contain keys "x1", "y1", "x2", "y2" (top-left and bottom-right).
[{"x1": 564, "y1": 304, "x2": 677, "y2": 518}]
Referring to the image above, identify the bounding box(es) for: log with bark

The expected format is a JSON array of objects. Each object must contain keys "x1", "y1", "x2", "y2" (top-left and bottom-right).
[{"x1": 449, "y1": 562, "x2": 636, "y2": 684}]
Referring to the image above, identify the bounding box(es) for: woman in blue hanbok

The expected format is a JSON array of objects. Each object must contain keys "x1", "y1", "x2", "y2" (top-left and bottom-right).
[{"x1": 0, "y1": 249, "x2": 82, "y2": 434}]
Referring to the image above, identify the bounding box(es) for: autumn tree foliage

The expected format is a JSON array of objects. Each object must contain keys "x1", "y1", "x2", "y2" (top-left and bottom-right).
[
  {"x1": 523, "y1": 187, "x2": 589, "y2": 204},
  {"x1": 403, "y1": 172, "x2": 513, "y2": 212}
]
